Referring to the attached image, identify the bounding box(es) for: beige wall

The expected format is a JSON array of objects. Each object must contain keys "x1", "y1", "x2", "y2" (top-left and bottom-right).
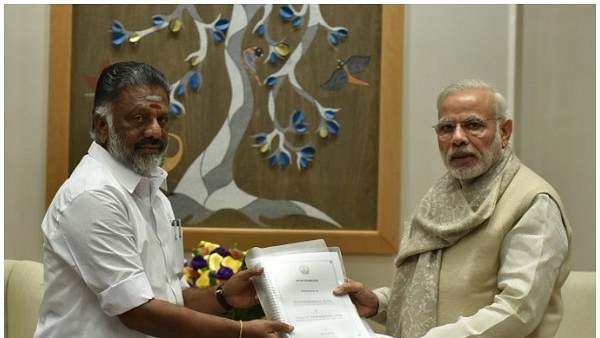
[
  {"x1": 4, "y1": 5, "x2": 595, "y2": 293},
  {"x1": 5, "y1": 5, "x2": 49, "y2": 262},
  {"x1": 515, "y1": 5, "x2": 596, "y2": 273}
]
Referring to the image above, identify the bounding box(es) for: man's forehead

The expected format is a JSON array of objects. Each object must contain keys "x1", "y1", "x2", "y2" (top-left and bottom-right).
[
  {"x1": 137, "y1": 94, "x2": 167, "y2": 110},
  {"x1": 442, "y1": 89, "x2": 493, "y2": 109},
  {"x1": 130, "y1": 91, "x2": 166, "y2": 104},
  {"x1": 116, "y1": 87, "x2": 169, "y2": 110},
  {"x1": 121, "y1": 86, "x2": 166, "y2": 99},
  {"x1": 130, "y1": 93, "x2": 166, "y2": 103}
]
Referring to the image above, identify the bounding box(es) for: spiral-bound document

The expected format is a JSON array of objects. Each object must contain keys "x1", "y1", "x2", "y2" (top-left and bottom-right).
[{"x1": 245, "y1": 239, "x2": 375, "y2": 338}]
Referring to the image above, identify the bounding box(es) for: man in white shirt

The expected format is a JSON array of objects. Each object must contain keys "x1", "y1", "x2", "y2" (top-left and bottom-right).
[
  {"x1": 35, "y1": 61, "x2": 294, "y2": 338},
  {"x1": 333, "y1": 79, "x2": 571, "y2": 338}
]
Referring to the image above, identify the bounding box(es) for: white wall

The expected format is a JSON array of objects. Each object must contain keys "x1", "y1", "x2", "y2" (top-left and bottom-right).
[
  {"x1": 400, "y1": 3, "x2": 512, "y2": 242},
  {"x1": 4, "y1": 5, "x2": 595, "y2": 291},
  {"x1": 516, "y1": 4, "x2": 596, "y2": 274},
  {"x1": 4, "y1": 5, "x2": 49, "y2": 262}
]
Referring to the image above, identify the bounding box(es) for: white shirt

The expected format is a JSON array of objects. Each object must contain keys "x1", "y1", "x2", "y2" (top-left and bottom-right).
[
  {"x1": 374, "y1": 194, "x2": 569, "y2": 337},
  {"x1": 35, "y1": 142, "x2": 186, "y2": 338}
]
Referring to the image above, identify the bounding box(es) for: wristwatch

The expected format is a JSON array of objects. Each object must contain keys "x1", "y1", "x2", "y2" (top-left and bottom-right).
[{"x1": 215, "y1": 283, "x2": 233, "y2": 311}]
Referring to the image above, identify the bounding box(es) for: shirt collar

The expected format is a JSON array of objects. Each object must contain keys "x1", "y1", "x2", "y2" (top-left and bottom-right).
[{"x1": 88, "y1": 142, "x2": 168, "y2": 194}]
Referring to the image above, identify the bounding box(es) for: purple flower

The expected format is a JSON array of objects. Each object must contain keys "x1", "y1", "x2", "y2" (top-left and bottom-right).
[
  {"x1": 212, "y1": 246, "x2": 231, "y2": 257},
  {"x1": 190, "y1": 255, "x2": 207, "y2": 270},
  {"x1": 215, "y1": 266, "x2": 234, "y2": 280}
]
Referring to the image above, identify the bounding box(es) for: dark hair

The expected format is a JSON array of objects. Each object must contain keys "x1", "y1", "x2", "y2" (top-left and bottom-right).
[{"x1": 93, "y1": 61, "x2": 170, "y2": 116}]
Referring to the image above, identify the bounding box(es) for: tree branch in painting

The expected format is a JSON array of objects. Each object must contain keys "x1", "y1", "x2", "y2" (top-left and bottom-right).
[{"x1": 111, "y1": 4, "x2": 373, "y2": 228}]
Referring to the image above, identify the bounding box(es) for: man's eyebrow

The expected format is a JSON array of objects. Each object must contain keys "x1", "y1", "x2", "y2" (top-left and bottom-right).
[
  {"x1": 462, "y1": 115, "x2": 486, "y2": 121},
  {"x1": 437, "y1": 114, "x2": 483, "y2": 123}
]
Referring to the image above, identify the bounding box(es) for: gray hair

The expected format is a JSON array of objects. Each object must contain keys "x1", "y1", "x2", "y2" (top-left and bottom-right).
[
  {"x1": 436, "y1": 79, "x2": 510, "y2": 120},
  {"x1": 90, "y1": 61, "x2": 170, "y2": 141}
]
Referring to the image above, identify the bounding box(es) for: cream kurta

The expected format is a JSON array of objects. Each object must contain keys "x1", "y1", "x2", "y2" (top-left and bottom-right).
[{"x1": 373, "y1": 163, "x2": 571, "y2": 338}]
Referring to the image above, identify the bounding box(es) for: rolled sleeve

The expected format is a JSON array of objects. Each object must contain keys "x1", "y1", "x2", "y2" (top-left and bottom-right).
[
  {"x1": 58, "y1": 190, "x2": 155, "y2": 316},
  {"x1": 98, "y1": 272, "x2": 154, "y2": 316}
]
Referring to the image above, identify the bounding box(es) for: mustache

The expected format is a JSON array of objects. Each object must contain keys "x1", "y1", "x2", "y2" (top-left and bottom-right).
[
  {"x1": 448, "y1": 147, "x2": 479, "y2": 159},
  {"x1": 134, "y1": 138, "x2": 166, "y2": 150}
]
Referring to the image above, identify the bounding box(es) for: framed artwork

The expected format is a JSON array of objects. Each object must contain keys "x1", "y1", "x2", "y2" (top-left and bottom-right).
[{"x1": 46, "y1": 4, "x2": 403, "y2": 254}]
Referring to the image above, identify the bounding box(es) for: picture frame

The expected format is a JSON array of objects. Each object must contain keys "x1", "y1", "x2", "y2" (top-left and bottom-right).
[{"x1": 46, "y1": 4, "x2": 403, "y2": 254}]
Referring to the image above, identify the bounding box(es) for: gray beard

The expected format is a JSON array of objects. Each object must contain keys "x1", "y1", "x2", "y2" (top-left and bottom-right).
[
  {"x1": 106, "y1": 125, "x2": 165, "y2": 177},
  {"x1": 445, "y1": 134, "x2": 503, "y2": 181}
]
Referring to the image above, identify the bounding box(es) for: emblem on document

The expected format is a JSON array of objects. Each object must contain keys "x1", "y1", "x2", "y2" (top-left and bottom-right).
[{"x1": 299, "y1": 265, "x2": 310, "y2": 275}]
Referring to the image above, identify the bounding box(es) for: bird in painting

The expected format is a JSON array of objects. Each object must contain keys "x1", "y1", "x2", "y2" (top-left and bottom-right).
[{"x1": 320, "y1": 55, "x2": 371, "y2": 91}]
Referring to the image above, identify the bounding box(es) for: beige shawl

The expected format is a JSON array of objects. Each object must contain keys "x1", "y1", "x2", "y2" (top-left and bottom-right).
[{"x1": 386, "y1": 148, "x2": 521, "y2": 338}]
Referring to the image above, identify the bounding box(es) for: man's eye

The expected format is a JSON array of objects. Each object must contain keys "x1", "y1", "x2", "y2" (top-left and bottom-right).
[
  {"x1": 463, "y1": 121, "x2": 484, "y2": 130},
  {"x1": 158, "y1": 115, "x2": 171, "y2": 127},
  {"x1": 439, "y1": 123, "x2": 455, "y2": 132},
  {"x1": 132, "y1": 115, "x2": 148, "y2": 124}
]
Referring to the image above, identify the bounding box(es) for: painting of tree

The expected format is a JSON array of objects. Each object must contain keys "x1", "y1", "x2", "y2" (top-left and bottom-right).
[{"x1": 47, "y1": 4, "x2": 403, "y2": 253}]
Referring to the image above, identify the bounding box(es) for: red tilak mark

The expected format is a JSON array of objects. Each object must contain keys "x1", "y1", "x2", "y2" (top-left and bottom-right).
[{"x1": 149, "y1": 103, "x2": 162, "y2": 109}]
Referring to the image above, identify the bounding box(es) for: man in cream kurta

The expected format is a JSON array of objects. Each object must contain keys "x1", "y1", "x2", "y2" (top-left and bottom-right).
[{"x1": 333, "y1": 79, "x2": 571, "y2": 338}]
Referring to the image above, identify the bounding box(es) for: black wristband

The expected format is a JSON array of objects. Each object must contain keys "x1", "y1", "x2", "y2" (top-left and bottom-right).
[{"x1": 215, "y1": 284, "x2": 233, "y2": 311}]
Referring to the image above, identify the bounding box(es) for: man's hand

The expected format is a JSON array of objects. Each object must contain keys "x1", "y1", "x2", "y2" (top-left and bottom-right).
[
  {"x1": 333, "y1": 277, "x2": 379, "y2": 318},
  {"x1": 243, "y1": 319, "x2": 294, "y2": 338},
  {"x1": 221, "y1": 267, "x2": 264, "y2": 309}
]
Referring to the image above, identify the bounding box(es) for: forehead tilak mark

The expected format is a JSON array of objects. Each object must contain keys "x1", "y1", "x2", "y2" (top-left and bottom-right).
[
  {"x1": 143, "y1": 95, "x2": 164, "y2": 110},
  {"x1": 145, "y1": 95, "x2": 163, "y2": 102}
]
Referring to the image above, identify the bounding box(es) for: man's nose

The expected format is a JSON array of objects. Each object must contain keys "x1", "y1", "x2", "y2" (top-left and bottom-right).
[
  {"x1": 144, "y1": 118, "x2": 162, "y2": 138},
  {"x1": 450, "y1": 123, "x2": 469, "y2": 144}
]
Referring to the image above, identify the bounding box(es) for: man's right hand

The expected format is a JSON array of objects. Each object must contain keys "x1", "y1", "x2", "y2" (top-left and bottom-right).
[{"x1": 333, "y1": 278, "x2": 379, "y2": 318}]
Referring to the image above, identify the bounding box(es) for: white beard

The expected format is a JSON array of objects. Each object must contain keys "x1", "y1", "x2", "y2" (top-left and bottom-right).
[
  {"x1": 444, "y1": 133, "x2": 503, "y2": 181},
  {"x1": 106, "y1": 120, "x2": 165, "y2": 177}
]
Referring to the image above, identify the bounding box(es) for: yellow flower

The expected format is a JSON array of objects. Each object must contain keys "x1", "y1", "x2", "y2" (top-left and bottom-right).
[
  {"x1": 185, "y1": 241, "x2": 247, "y2": 288},
  {"x1": 195, "y1": 269, "x2": 211, "y2": 288},
  {"x1": 184, "y1": 240, "x2": 263, "y2": 320},
  {"x1": 208, "y1": 252, "x2": 224, "y2": 272},
  {"x1": 222, "y1": 255, "x2": 243, "y2": 273},
  {"x1": 199, "y1": 240, "x2": 221, "y2": 253}
]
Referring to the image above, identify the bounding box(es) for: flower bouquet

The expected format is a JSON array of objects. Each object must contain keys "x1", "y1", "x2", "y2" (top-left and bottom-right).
[{"x1": 183, "y1": 240, "x2": 265, "y2": 320}]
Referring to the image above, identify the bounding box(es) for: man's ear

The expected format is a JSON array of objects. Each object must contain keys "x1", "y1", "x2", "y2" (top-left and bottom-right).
[
  {"x1": 93, "y1": 114, "x2": 109, "y2": 146},
  {"x1": 500, "y1": 118, "x2": 513, "y2": 148}
]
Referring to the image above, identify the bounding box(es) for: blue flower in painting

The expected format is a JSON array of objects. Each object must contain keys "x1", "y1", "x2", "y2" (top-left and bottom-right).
[
  {"x1": 253, "y1": 134, "x2": 269, "y2": 153},
  {"x1": 265, "y1": 76, "x2": 278, "y2": 88},
  {"x1": 174, "y1": 71, "x2": 203, "y2": 97},
  {"x1": 254, "y1": 24, "x2": 265, "y2": 37},
  {"x1": 298, "y1": 146, "x2": 316, "y2": 169},
  {"x1": 279, "y1": 5, "x2": 303, "y2": 28},
  {"x1": 188, "y1": 71, "x2": 202, "y2": 90},
  {"x1": 328, "y1": 28, "x2": 348, "y2": 47},
  {"x1": 318, "y1": 118, "x2": 340, "y2": 138},
  {"x1": 212, "y1": 18, "x2": 230, "y2": 43},
  {"x1": 175, "y1": 83, "x2": 186, "y2": 96},
  {"x1": 268, "y1": 52, "x2": 280, "y2": 64},
  {"x1": 268, "y1": 151, "x2": 291, "y2": 167},
  {"x1": 151, "y1": 15, "x2": 165, "y2": 26},
  {"x1": 111, "y1": 21, "x2": 128, "y2": 46},
  {"x1": 326, "y1": 120, "x2": 340, "y2": 134},
  {"x1": 169, "y1": 103, "x2": 183, "y2": 115},
  {"x1": 291, "y1": 110, "x2": 307, "y2": 133}
]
